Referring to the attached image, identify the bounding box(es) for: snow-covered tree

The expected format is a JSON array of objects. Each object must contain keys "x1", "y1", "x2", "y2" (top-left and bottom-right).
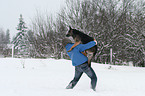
[
  {"x1": 5, "y1": 29, "x2": 10, "y2": 44},
  {"x1": 0, "y1": 28, "x2": 11, "y2": 56},
  {"x1": 0, "y1": 28, "x2": 5, "y2": 54},
  {"x1": 12, "y1": 14, "x2": 30, "y2": 57}
]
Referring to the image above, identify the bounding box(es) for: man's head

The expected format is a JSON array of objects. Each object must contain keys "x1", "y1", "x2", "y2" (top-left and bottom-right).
[{"x1": 62, "y1": 38, "x2": 72, "y2": 48}]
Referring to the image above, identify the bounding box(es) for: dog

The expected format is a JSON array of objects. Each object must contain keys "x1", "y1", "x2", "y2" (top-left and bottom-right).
[{"x1": 66, "y1": 26, "x2": 97, "y2": 66}]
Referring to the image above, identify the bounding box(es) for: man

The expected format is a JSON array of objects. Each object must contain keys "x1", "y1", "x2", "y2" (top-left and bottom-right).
[{"x1": 62, "y1": 38, "x2": 97, "y2": 91}]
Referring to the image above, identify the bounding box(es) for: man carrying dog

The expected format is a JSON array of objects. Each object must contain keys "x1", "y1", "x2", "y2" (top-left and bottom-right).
[{"x1": 62, "y1": 38, "x2": 97, "y2": 91}]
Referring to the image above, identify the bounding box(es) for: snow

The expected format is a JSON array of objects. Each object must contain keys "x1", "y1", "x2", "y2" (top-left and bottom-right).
[{"x1": 0, "y1": 58, "x2": 145, "y2": 96}]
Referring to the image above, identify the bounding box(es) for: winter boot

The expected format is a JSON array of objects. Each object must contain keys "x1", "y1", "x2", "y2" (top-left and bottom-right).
[{"x1": 66, "y1": 82, "x2": 74, "y2": 89}]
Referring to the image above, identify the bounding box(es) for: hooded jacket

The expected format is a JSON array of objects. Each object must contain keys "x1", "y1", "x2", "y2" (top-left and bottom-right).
[{"x1": 65, "y1": 41, "x2": 96, "y2": 66}]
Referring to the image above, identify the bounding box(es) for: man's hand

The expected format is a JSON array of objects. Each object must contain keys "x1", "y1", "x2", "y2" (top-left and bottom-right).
[{"x1": 94, "y1": 39, "x2": 97, "y2": 45}]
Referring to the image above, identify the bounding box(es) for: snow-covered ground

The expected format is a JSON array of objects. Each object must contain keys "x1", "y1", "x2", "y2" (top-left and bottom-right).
[{"x1": 0, "y1": 58, "x2": 145, "y2": 96}]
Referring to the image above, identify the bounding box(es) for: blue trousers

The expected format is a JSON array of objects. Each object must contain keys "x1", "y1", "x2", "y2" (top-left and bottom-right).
[{"x1": 68, "y1": 62, "x2": 97, "y2": 89}]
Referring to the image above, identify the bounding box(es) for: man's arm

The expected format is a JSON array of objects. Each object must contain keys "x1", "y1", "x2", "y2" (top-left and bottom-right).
[{"x1": 79, "y1": 40, "x2": 97, "y2": 52}]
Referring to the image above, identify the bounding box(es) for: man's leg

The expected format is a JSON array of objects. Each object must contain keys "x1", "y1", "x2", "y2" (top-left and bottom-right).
[
  {"x1": 87, "y1": 67, "x2": 97, "y2": 91},
  {"x1": 66, "y1": 66, "x2": 83, "y2": 89},
  {"x1": 80, "y1": 63, "x2": 97, "y2": 91}
]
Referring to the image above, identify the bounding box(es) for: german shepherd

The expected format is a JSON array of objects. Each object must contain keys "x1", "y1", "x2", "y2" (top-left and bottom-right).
[{"x1": 66, "y1": 27, "x2": 97, "y2": 66}]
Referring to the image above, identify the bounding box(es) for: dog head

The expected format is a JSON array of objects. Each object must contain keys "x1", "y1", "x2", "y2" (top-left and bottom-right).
[{"x1": 66, "y1": 26, "x2": 73, "y2": 37}]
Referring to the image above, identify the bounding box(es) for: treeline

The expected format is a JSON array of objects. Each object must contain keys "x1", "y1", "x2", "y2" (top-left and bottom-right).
[
  {"x1": 13, "y1": 0, "x2": 145, "y2": 66},
  {"x1": 0, "y1": 28, "x2": 11, "y2": 56}
]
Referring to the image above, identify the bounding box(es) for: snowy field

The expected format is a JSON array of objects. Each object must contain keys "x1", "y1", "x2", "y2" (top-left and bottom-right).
[{"x1": 0, "y1": 58, "x2": 145, "y2": 96}]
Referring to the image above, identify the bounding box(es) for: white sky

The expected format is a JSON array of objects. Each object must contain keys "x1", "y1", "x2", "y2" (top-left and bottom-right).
[{"x1": 0, "y1": 0, "x2": 65, "y2": 39}]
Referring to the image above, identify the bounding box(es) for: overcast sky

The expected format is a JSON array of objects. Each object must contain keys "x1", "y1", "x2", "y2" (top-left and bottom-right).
[{"x1": 0, "y1": 0, "x2": 65, "y2": 39}]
